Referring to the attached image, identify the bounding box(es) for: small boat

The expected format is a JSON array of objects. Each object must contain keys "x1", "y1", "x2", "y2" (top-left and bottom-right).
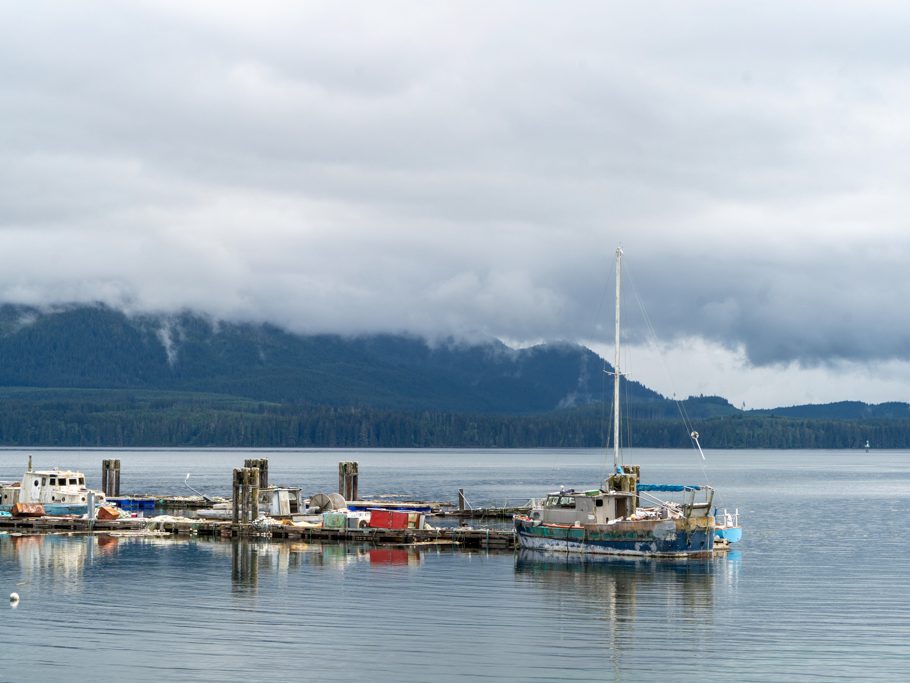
[
  {"x1": 713, "y1": 508, "x2": 742, "y2": 543},
  {"x1": 0, "y1": 457, "x2": 106, "y2": 515},
  {"x1": 514, "y1": 248, "x2": 721, "y2": 558}
]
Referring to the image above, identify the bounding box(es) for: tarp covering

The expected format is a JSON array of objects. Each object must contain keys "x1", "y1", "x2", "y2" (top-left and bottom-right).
[{"x1": 637, "y1": 484, "x2": 702, "y2": 492}]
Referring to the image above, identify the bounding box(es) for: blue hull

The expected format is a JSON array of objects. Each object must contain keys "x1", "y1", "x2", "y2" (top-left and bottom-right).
[
  {"x1": 515, "y1": 517, "x2": 715, "y2": 558},
  {"x1": 0, "y1": 504, "x2": 88, "y2": 516},
  {"x1": 715, "y1": 526, "x2": 742, "y2": 543}
]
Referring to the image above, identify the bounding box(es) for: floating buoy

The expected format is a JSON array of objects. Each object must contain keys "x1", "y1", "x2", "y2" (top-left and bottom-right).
[{"x1": 10, "y1": 592, "x2": 19, "y2": 605}]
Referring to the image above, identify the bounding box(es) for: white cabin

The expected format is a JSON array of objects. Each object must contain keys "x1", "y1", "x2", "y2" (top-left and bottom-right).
[{"x1": 1, "y1": 469, "x2": 105, "y2": 507}]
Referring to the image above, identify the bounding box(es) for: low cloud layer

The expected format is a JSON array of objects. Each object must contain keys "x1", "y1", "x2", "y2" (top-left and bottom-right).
[{"x1": 2, "y1": 1, "x2": 910, "y2": 397}]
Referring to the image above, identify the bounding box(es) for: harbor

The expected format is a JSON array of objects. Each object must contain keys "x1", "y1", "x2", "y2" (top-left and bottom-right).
[
  {"x1": 1, "y1": 455, "x2": 737, "y2": 556},
  {"x1": 6, "y1": 447, "x2": 909, "y2": 683}
]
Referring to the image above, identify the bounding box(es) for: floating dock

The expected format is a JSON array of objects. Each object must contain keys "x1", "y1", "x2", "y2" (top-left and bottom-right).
[{"x1": 0, "y1": 515, "x2": 517, "y2": 549}]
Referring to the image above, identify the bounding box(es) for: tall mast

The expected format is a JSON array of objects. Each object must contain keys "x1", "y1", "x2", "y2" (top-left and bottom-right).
[{"x1": 613, "y1": 246, "x2": 622, "y2": 469}]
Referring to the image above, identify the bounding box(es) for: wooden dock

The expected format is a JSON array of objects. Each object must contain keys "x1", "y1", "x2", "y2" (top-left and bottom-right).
[{"x1": 0, "y1": 515, "x2": 518, "y2": 549}]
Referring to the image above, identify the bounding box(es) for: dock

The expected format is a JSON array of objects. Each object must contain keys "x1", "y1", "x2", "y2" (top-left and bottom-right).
[{"x1": 0, "y1": 515, "x2": 518, "y2": 549}]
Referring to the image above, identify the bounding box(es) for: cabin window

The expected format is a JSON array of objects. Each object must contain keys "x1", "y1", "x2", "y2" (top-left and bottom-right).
[
  {"x1": 595, "y1": 499, "x2": 604, "y2": 507},
  {"x1": 79, "y1": 478, "x2": 85, "y2": 485},
  {"x1": 41, "y1": 478, "x2": 47, "y2": 486},
  {"x1": 69, "y1": 479, "x2": 77, "y2": 485},
  {"x1": 49, "y1": 478, "x2": 56, "y2": 485},
  {"x1": 33, "y1": 480, "x2": 40, "y2": 487},
  {"x1": 545, "y1": 496, "x2": 560, "y2": 507},
  {"x1": 557, "y1": 496, "x2": 576, "y2": 508}
]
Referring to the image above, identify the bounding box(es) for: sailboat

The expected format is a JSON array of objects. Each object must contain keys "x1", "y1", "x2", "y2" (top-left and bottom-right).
[{"x1": 514, "y1": 248, "x2": 718, "y2": 558}]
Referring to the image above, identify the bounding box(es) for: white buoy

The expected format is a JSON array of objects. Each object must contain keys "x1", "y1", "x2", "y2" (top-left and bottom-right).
[{"x1": 10, "y1": 592, "x2": 19, "y2": 604}]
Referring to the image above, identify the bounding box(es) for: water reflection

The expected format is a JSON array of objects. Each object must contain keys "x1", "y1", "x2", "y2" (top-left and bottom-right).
[
  {"x1": 514, "y1": 549, "x2": 720, "y2": 623},
  {"x1": 228, "y1": 539, "x2": 426, "y2": 593},
  {"x1": 1, "y1": 532, "x2": 433, "y2": 601},
  {"x1": 0, "y1": 533, "x2": 120, "y2": 591}
]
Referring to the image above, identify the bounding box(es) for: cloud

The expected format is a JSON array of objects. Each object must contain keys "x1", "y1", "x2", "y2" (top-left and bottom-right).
[{"x1": 2, "y1": 0, "x2": 910, "y2": 401}]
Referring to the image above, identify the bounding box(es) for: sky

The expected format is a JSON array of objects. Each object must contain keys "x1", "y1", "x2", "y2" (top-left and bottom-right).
[{"x1": 1, "y1": 1, "x2": 910, "y2": 408}]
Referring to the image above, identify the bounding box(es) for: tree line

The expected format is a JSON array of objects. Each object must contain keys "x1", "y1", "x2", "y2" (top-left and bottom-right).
[{"x1": 0, "y1": 396, "x2": 902, "y2": 448}]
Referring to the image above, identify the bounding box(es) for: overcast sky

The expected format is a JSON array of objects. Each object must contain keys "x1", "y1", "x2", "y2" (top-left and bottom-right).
[{"x1": 2, "y1": 1, "x2": 909, "y2": 408}]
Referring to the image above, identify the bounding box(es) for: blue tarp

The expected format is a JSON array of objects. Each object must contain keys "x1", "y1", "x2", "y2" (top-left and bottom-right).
[{"x1": 637, "y1": 484, "x2": 702, "y2": 492}]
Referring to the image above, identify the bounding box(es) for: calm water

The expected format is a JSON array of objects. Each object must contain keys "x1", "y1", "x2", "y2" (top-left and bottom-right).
[{"x1": 2, "y1": 448, "x2": 909, "y2": 682}]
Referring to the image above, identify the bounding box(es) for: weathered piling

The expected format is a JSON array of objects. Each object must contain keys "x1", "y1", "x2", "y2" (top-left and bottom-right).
[
  {"x1": 232, "y1": 466, "x2": 261, "y2": 532},
  {"x1": 232, "y1": 469, "x2": 241, "y2": 524},
  {"x1": 250, "y1": 466, "x2": 260, "y2": 521},
  {"x1": 338, "y1": 461, "x2": 359, "y2": 501},
  {"x1": 244, "y1": 458, "x2": 269, "y2": 489},
  {"x1": 101, "y1": 459, "x2": 121, "y2": 497},
  {"x1": 458, "y1": 488, "x2": 466, "y2": 511}
]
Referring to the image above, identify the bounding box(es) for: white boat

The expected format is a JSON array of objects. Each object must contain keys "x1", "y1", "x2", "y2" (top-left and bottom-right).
[
  {"x1": 0, "y1": 457, "x2": 106, "y2": 515},
  {"x1": 196, "y1": 485, "x2": 304, "y2": 520},
  {"x1": 514, "y1": 248, "x2": 721, "y2": 558}
]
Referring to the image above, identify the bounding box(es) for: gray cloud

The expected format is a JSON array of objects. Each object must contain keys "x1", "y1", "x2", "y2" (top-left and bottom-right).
[{"x1": 2, "y1": 0, "x2": 910, "y2": 374}]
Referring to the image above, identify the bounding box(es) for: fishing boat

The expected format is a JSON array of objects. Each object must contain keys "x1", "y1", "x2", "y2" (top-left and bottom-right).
[
  {"x1": 514, "y1": 247, "x2": 719, "y2": 558},
  {"x1": 0, "y1": 457, "x2": 106, "y2": 515}
]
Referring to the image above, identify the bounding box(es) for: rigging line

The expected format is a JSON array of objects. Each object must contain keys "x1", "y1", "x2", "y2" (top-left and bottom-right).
[
  {"x1": 624, "y1": 262, "x2": 693, "y2": 433},
  {"x1": 623, "y1": 343, "x2": 633, "y2": 453},
  {"x1": 624, "y1": 260, "x2": 709, "y2": 480}
]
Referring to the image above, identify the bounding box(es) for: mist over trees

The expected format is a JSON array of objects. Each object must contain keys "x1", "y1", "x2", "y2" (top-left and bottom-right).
[{"x1": 0, "y1": 305, "x2": 903, "y2": 449}]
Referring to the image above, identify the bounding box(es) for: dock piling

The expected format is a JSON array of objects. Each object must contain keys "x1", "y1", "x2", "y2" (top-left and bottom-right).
[
  {"x1": 231, "y1": 469, "x2": 243, "y2": 524},
  {"x1": 241, "y1": 468, "x2": 251, "y2": 525},
  {"x1": 232, "y1": 466, "x2": 262, "y2": 531},
  {"x1": 244, "y1": 459, "x2": 268, "y2": 489},
  {"x1": 458, "y1": 488, "x2": 466, "y2": 511},
  {"x1": 101, "y1": 459, "x2": 121, "y2": 497},
  {"x1": 338, "y1": 461, "x2": 359, "y2": 501},
  {"x1": 249, "y1": 466, "x2": 260, "y2": 521}
]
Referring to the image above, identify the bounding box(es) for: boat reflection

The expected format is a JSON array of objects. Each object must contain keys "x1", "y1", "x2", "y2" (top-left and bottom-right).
[
  {"x1": 514, "y1": 549, "x2": 722, "y2": 624},
  {"x1": 0, "y1": 533, "x2": 121, "y2": 591}
]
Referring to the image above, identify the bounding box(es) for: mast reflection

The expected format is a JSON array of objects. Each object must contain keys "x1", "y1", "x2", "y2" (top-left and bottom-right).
[{"x1": 515, "y1": 549, "x2": 720, "y2": 622}]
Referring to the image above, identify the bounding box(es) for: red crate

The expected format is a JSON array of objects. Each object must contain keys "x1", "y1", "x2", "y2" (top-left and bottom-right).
[
  {"x1": 368, "y1": 509, "x2": 412, "y2": 529},
  {"x1": 368, "y1": 508, "x2": 392, "y2": 528}
]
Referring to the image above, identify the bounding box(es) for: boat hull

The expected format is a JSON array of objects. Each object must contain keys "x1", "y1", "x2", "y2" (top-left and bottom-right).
[
  {"x1": 0, "y1": 503, "x2": 89, "y2": 516},
  {"x1": 714, "y1": 526, "x2": 742, "y2": 543},
  {"x1": 514, "y1": 516, "x2": 715, "y2": 558}
]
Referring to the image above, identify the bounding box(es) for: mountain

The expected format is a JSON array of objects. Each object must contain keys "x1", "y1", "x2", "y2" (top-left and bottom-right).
[
  {"x1": 1, "y1": 303, "x2": 907, "y2": 448},
  {"x1": 0, "y1": 303, "x2": 664, "y2": 414}
]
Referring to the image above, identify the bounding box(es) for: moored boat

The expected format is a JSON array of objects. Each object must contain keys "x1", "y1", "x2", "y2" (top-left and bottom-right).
[
  {"x1": 514, "y1": 473, "x2": 717, "y2": 558},
  {"x1": 0, "y1": 457, "x2": 106, "y2": 515},
  {"x1": 514, "y1": 247, "x2": 724, "y2": 559}
]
